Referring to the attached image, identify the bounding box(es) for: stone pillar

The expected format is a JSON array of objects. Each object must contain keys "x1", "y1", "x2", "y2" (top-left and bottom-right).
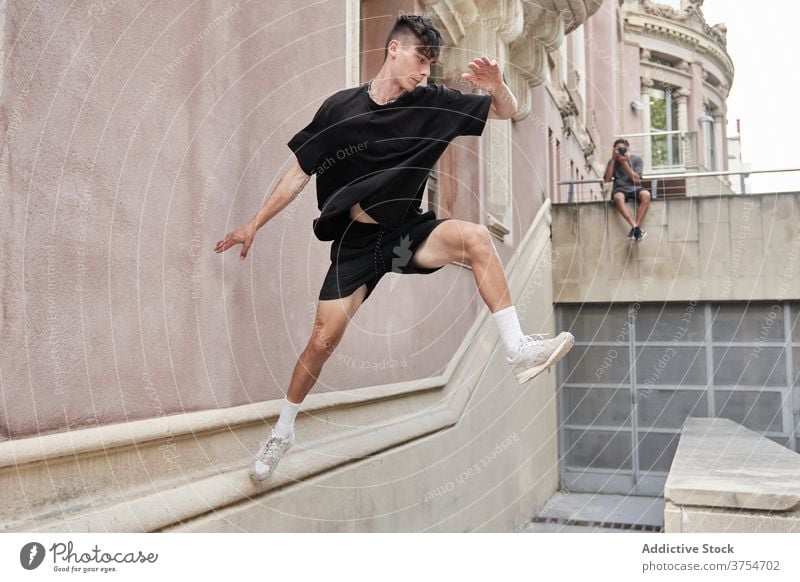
[
  {"x1": 640, "y1": 77, "x2": 654, "y2": 170},
  {"x1": 574, "y1": 24, "x2": 586, "y2": 122},
  {"x1": 720, "y1": 107, "x2": 730, "y2": 172},
  {"x1": 690, "y1": 62, "x2": 705, "y2": 168},
  {"x1": 675, "y1": 88, "x2": 690, "y2": 133},
  {"x1": 345, "y1": 0, "x2": 360, "y2": 88},
  {"x1": 714, "y1": 112, "x2": 726, "y2": 184},
  {"x1": 674, "y1": 88, "x2": 691, "y2": 168}
]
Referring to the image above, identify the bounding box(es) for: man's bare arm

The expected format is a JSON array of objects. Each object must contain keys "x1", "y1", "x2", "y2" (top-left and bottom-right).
[
  {"x1": 619, "y1": 157, "x2": 641, "y2": 182},
  {"x1": 463, "y1": 56, "x2": 518, "y2": 120},
  {"x1": 604, "y1": 148, "x2": 641, "y2": 183},
  {"x1": 604, "y1": 158, "x2": 615, "y2": 182},
  {"x1": 250, "y1": 159, "x2": 311, "y2": 230},
  {"x1": 213, "y1": 159, "x2": 311, "y2": 260},
  {"x1": 487, "y1": 81, "x2": 517, "y2": 120}
]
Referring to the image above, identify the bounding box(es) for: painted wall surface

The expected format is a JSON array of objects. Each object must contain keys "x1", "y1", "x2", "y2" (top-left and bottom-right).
[{"x1": 0, "y1": 1, "x2": 483, "y2": 440}]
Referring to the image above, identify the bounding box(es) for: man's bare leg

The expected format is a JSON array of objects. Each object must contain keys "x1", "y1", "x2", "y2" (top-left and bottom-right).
[
  {"x1": 612, "y1": 191, "x2": 637, "y2": 228},
  {"x1": 250, "y1": 284, "x2": 368, "y2": 481},
  {"x1": 286, "y1": 283, "x2": 369, "y2": 404},
  {"x1": 410, "y1": 218, "x2": 575, "y2": 382},
  {"x1": 410, "y1": 220, "x2": 511, "y2": 312},
  {"x1": 635, "y1": 190, "x2": 651, "y2": 227}
]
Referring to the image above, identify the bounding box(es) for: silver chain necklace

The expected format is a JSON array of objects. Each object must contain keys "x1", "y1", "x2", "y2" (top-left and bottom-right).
[{"x1": 367, "y1": 78, "x2": 406, "y2": 105}]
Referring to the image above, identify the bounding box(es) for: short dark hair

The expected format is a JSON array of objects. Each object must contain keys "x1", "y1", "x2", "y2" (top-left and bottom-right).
[
  {"x1": 613, "y1": 138, "x2": 630, "y2": 147},
  {"x1": 384, "y1": 15, "x2": 444, "y2": 63}
]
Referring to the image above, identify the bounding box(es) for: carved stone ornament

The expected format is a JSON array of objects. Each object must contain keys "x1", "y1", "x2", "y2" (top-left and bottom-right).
[
  {"x1": 419, "y1": 0, "x2": 603, "y2": 120},
  {"x1": 639, "y1": 0, "x2": 726, "y2": 47}
]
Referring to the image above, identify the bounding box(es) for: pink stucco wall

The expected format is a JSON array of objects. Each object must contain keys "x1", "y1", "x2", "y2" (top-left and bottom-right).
[
  {"x1": 584, "y1": 2, "x2": 620, "y2": 147},
  {"x1": 0, "y1": 1, "x2": 495, "y2": 441},
  {"x1": 1, "y1": 1, "x2": 614, "y2": 441},
  {"x1": 621, "y1": 42, "x2": 642, "y2": 135}
]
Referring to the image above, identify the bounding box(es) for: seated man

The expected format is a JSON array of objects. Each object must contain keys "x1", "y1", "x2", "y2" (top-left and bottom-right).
[{"x1": 604, "y1": 138, "x2": 650, "y2": 242}]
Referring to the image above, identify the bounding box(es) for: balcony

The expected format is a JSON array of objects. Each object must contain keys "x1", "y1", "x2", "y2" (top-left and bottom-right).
[{"x1": 556, "y1": 160, "x2": 800, "y2": 203}]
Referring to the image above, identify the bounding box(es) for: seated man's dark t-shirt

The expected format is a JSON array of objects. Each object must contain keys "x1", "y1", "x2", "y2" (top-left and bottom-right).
[
  {"x1": 612, "y1": 154, "x2": 644, "y2": 193},
  {"x1": 287, "y1": 82, "x2": 493, "y2": 241}
]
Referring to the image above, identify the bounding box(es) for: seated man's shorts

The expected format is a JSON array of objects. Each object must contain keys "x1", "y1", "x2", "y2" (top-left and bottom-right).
[
  {"x1": 610, "y1": 187, "x2": 647, "y2": 203},
  {"x1": 318, "y1": 210, "x2": 451, "y2": 303}
]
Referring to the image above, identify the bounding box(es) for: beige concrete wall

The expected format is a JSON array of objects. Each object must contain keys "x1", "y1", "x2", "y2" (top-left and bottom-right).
[{"x1": 552, "y1": 193, "x2": 800, "y2": 303}]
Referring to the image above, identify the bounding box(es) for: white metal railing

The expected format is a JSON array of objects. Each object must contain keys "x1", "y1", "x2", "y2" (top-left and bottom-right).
[{"x1": 556, "y1": 167, "x2": 800, "y2": 202}]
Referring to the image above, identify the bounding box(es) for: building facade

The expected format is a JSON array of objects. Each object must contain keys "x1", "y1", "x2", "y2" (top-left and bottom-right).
[
  {"x1": 0, "y1": 0, "x2": 604, "y2": 533},
  {"x1": 5, "y1": 1, "x2": 785, "y2": 533}
]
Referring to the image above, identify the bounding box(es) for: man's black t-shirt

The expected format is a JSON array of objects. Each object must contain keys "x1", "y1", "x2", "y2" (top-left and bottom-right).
[{"x1": 287, "y1": 82, "x2": 493, "y2": 241}]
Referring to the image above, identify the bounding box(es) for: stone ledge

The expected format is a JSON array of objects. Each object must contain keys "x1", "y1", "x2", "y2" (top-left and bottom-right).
[
  {"x1": 665, "y1": 418, "x2": 800, "y2": 513},
  {"x1": 664, "y1": 500, "x2": 800, "y2": 533},
  {"x1": 0, "y1": 204, "x2": 555, "y2": 533}
]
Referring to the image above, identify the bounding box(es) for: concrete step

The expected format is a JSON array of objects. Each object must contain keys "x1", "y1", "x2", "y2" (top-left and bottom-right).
[
  {"x1": 519, "y1": 522, "x2": 633, "y2": 533},
  {"x1": 519, "y1": 492, "x2": 664, "y2": 533}
]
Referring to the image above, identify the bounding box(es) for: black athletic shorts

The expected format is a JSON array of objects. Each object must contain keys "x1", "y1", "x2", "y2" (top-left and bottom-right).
[
  {"x1": 611, "y1": 187, "x2": 647, "y2": 203},
  {"x1": 318, "y1": 210, "x2": 451, "y2": 303}
]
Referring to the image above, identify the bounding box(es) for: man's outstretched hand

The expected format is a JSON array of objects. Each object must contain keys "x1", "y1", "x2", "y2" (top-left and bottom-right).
[
  {"x1": 214, "y1": 222, "x2": 257, "y2": 261},
  {"x1": 461, "y1": 56, "x2": 503, "y2": 93}
]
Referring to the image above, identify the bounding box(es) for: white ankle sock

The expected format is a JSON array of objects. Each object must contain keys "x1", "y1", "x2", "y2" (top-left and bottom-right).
[
  {"x1": 492, "y1": 305, "x2": 524, "y2": 358},
  {"x1": 274, "y1": 397, "x2": 301, "y2": 439}
]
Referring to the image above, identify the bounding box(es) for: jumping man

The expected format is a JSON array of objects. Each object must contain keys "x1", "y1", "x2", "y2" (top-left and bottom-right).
[{"x1": 214, "y1": 15, "x2": 575, "y2": 482}]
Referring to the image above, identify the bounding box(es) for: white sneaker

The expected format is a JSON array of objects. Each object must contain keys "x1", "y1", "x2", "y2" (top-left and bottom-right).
[
  {"x1": 249, "y1": 429, "x2": 294, "y2": 482},
  {"x1": 506, "y1": 332, "x2": 575, "y2": 384}
]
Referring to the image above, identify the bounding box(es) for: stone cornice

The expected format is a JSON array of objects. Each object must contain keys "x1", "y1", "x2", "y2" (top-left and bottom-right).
[
  {"x1": 624, "y1": 5, "x2": 734, "y2": 88},
  {"x1": 640, "y1": 0, "x2": 727, "y2": 49},
  {"x1": 419, "y1": 0, "x2": 603, "y2": 120}
]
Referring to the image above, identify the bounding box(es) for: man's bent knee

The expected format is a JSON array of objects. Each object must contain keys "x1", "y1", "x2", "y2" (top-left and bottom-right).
[
  {"x1": 638, "y1": 190, "x2": 651, "y2": 202},
  {"x1": 307, "y1": 325, "x2": 343, "y2": 358},
  {"x1": 307, "y1": 285, "x2": 366, "y2": 358},
  {"x1": 466, "y1": 223, "x2": 493, "y2": 258}
]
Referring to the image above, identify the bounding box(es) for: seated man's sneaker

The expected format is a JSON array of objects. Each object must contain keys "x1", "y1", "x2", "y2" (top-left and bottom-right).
[
  {"x1": 249, "y1": 429, "x2": 294, "y2": 482},
  {"x1": 506, "y1": 332, "x2": 575, "y2": 384}
]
